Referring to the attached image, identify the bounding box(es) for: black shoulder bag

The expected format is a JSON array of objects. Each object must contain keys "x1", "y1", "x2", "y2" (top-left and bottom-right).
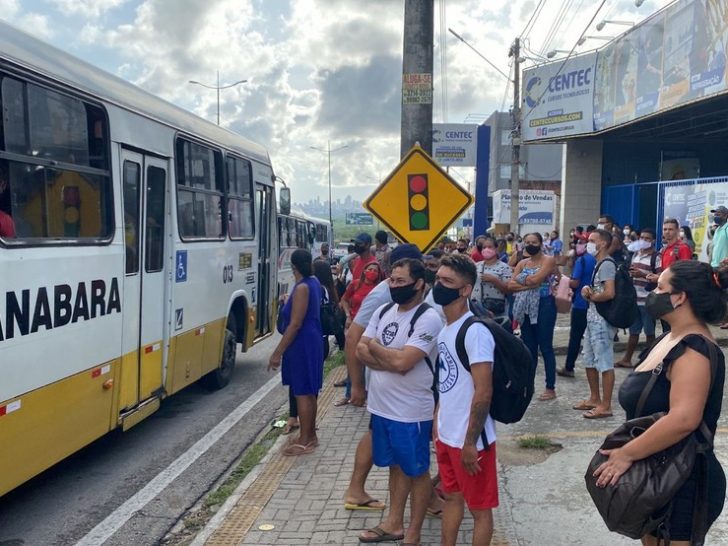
[{"x1": 585, "y1": 337, "x2": 717, "y2": 544}]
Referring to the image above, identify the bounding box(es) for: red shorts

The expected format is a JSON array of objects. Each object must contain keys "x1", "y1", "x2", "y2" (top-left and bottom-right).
[{"x1": 435, "y1": 440, "x2": 499, "y2": 510}]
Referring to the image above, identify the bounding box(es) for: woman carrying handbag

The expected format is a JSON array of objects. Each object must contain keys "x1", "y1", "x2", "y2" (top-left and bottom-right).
[{"x1": 590, "y1": 261, "x2": 726, "y2": 545}]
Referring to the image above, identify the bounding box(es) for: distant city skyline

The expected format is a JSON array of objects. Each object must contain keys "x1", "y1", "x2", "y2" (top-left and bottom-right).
[{"x1": 293, "y1": 195, "x2": 365, "y2": 219}]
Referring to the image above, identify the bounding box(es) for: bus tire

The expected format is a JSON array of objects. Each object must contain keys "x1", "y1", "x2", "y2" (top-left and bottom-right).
[{"x1": 201, "y1": 315, "x2": 237, "y2": 390}]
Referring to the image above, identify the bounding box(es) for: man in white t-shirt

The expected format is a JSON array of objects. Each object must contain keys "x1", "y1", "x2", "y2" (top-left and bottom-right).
[
  {"x1": 357, "y1": 258, "x2": 441, "y2": 545},
  {"x1": 431, "y1": 253, "x2": 498, "y2": 546}
]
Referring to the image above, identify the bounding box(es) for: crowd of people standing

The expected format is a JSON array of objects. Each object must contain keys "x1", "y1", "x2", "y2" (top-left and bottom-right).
[{"x1": 267, "y1": 216, "x2": 726, "y2": 545}]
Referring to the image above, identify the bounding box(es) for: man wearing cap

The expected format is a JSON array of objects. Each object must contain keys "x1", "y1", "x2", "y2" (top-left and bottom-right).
[
  {"x1": 710, "y1": 206, "x2": 728, "y2": 268},
  {"x1": 351, "y1": 232, "x2": 378, "y2": 282}
]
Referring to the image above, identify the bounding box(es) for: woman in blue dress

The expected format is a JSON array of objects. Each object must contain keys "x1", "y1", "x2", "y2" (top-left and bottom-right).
[{"x1": 269, "y1": 249, "x2": 324, "y2": 456}]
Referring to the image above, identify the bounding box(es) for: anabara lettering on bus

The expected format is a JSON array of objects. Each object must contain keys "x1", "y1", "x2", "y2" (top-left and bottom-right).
[{"x1": 0, "y1": 279, "x2": 121, "y2": 342}]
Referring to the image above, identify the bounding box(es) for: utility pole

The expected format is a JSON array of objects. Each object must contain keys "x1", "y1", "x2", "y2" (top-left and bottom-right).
[
  {"x1": 508, "y1": 37, "x2": 521, "y2": 233},
  {"x1": 400, "y1": 0, "x2": 434, "y2": 158}
]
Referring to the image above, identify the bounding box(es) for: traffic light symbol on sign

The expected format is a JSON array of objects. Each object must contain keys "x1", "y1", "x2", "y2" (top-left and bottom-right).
[{"x1": 408, "y1": 174, "x2": 429, "y2": 231}]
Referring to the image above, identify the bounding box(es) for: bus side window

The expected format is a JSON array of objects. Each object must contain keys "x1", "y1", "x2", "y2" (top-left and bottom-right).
[
  {"x1": 122, "y1": 161, "x2": 140, "y2": 273},
  {"x1": 0, "y1": 75, "x2": 112, "y2": 243}
]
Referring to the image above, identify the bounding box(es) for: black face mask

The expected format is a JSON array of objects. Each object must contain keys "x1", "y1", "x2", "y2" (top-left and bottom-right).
[
  {"x1": 525, "y1": 244, "x2": 541, "y2": 256},
  {"x1": 390, "y1": 282, "x2": 419, "y2": 304},
  {"x1": 424, "y1": 269, "x2": 436, "y2": 284},
  {"x1": 322, "y1": 249, "x2": 329, "y2": 255},
  {"x1": 354, "y1": 244, "x2": 368, "y2": 255},
  {"x1": 432, "y1": 281, "x2": 461, "y2": 306},
  {"x1": 457, "y1": 246, "x2": 467, "y2": 253},
  {"x1": 714, "y1": 215, "x2": 726, "y2": 225},
  {"x1": 645, "y1": 291, "x2": 680, "y2": 320}
]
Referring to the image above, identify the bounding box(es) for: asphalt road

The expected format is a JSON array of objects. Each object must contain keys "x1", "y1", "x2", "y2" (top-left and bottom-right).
[{"x1": 0, "y1": 335, "x2": 287, "y2": 546}]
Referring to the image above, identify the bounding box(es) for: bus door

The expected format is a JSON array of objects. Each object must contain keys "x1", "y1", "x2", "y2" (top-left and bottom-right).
[
  {"x1": 119, "y1": 150, "x2": 168, "y2": 411},
  {"x1": 255, "y1": 184, "x2": 273, "y2": 335}
]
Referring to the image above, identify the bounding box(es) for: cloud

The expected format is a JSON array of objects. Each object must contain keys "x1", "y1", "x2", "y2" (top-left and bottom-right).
[{"x1": 48, "y1": 0, "x2": 128, "y2": 18}]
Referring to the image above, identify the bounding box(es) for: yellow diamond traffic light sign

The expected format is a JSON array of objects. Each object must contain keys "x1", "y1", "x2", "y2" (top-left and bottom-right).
[{"x1": 364, "y1": 144, "x2": 474, "y2": 252}]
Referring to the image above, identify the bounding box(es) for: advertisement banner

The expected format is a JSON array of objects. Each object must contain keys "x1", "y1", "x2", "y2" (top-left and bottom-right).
[
  {"x1": 522, "y1": 51, "x2": 597, "y2": 141},
  {"x1": 663, "y1": 180, "x2": 728, "y2": 261},
  {"x1": 594, "y1": 0, "x2": 728, "y2": 132},
  {"x1": 432, "y1": 123, "x2": 478, "y2": 167},
  {"x1": 492, "y1": 189, "x2": 555, "y2": 226}
]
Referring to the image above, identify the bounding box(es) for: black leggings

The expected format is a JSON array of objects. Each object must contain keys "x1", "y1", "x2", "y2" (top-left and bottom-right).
[{"x1": 565, "y1": 308, "x2": 587, "y2": 371}]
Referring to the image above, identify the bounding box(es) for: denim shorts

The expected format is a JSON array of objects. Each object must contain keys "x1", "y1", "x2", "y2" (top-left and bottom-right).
[
  {"x1": 371, "y1": 414, "x2": 432, "y2": 477},
  {"x1": 583, "y1": 315, "x2": 615, "y2": 372},
  {"x1": 628, "y1": 305, "x2": 656, "y2": 337}
]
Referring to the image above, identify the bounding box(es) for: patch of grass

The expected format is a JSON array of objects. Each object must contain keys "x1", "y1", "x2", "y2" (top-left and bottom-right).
[
  {"x1": 518, "y1": 435, "x2": 553, "y2": 450},
  {"x1": 324, "y1": 348, "x2": 345, "y2": 377}
]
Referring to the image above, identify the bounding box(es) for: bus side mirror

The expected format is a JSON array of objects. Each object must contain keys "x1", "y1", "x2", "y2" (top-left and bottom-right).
[{"x1": 279, "y1": 187, "x2": 291, "y2": 216}]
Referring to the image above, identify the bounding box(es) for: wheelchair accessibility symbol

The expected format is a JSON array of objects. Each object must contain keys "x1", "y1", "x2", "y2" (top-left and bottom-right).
[{"x1": 176, "y1": 250, "x2": 188, "y2": 283}]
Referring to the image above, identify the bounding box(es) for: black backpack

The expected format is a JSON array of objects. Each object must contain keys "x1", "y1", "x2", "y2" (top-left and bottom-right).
[
  {"x1": 592, "y1": 258, "x2": 638, "y2": 328},
  {"x1": 378, "y1": 302, "x2": 438, "y2": 401},
  {"x1": 453, "y1": 316, "x2": 536, "y2": 425}
]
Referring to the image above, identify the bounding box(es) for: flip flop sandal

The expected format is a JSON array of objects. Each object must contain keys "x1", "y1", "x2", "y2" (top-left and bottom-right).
[
  {"x1": 282, "y1": 442, "x2": 316, "y2": 456},
  {"x1": 359, "y1": 526, "x2": 404, "y2": 543},
  {"x1": 281, "y1": 423, "x2": 299, "y2": 435},
  {"x1": 614, "y1": 362, "x2": 634, "y2": 368},
  {"x1": 343, "y1": 499, "x2": 386, "y2": 511},
  {"x1": 334, "y1": 398, "x2": 350, "y2": 407},
  {"x1": 426, "y1": 507, "x2": 443, "y2": 518},
  {"x1": 572, "y1": 401, "x2": 597, "y2": 411},
  {"x1": 537, "y1": 391, "x2": 556, "y2": 401},
  {"x1": 583, "y1": 409, "x2": 614, "y2": 419}
]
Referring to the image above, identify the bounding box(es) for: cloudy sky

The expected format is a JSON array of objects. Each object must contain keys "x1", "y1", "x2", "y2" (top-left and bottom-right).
[{"x1": 1, "y1": 0, "x2": 671, "y2": 204}]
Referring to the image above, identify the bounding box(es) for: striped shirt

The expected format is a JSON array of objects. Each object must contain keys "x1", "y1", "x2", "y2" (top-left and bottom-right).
[{"x1": 631, "y1": 251, "x2": 660, "y2": 304}]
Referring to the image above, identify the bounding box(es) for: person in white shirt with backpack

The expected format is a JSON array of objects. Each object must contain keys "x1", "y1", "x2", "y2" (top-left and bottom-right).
[{"x1": 432, "y1": 253, "x2": 498, "y2": 546}]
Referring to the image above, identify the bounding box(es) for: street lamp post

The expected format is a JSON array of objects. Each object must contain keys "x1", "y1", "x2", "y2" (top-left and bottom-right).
[
  {"x1": 310, "y1": 141, "x2": 349, "y2": 240},
  {"x1": 189, "y1": 71, "x2": 248, "y2": 125}
]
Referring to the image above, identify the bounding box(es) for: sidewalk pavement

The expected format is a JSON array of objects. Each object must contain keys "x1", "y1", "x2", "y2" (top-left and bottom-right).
[{"x1": 193, "y1": 317, "x2": 728, "y2": 546}]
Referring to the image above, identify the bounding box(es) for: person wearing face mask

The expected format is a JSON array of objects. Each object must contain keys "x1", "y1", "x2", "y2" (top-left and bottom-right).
[
  {"x1": 454, "y1": 238, "x2": 469, "y2": 255},
  {"x1": 472, "y1": 236, "x2": 512, "y2": 328},
  {"x1": 374, "y1": 230, "x2": 392, "y2": 277},
  {"x1": 556, "y1": 237, "x2": 597, "y2": 379},
  {"x1": 357, "y1": 258, "x2": 442, "y2": 545},
  {"x1": 508, "y1": 233, "x2": 558, "y2": 401},
  {"x1": 595, "y1": 260, "x2": 727, "y2": 545},
  {"x1": 575, "y1": 229, "x2": 617, "y2": 419},
  {"x1": 470, "y1": 235, "x2": 487, "y2": 263},
  {"x1": 349, "y1": 232, "x2": 377, "y2": 282},
  {"x1": 597, "y1": 214, "x2": 626, "y2": 264},
  {"x1": 424, "y1": 249, "x2": 444, "y2": 290},
  {"x1": 432, "y1": 253, "x2": 499, "y2": 546},
  {"x1": 710, "y1": 206, "x2": 728, "y2": 268},
  {"x1": 616, "y1": 228, "x2": 661, "y2": 368},
  {"x1": 316, "y1": 242, "x2": 332, "y2": 264},
  {"x1": 337, "y1": 262, "x2": 383, "y2": 406}
]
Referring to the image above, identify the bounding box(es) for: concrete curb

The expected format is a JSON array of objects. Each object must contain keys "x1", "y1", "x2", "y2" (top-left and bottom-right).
[{"x1": 189, "y1": 433, "x2": 290, "y2": 546}]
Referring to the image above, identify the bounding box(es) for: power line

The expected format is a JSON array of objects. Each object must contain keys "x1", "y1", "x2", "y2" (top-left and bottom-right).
[
  {"x1": 540, "y1": 0, "x2": 577, "y2": 56},
  {"x1": 521, "y1": 0, "x2": 609, "y2": 125},
  {"x1": 520, "y1": 0, "x2": 548, "y2": 40}
]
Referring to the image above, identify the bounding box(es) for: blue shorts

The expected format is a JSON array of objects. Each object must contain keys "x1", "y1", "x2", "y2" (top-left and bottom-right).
[
  {"x1": 370, "y1": 414, "x2": 432, "y2": 477},
  {"x1": 628, "y1": 305, "x2": 656, "y2": 337},
  {"x1": 583, "y1": 315, "x2": 615, "y2": 373}
]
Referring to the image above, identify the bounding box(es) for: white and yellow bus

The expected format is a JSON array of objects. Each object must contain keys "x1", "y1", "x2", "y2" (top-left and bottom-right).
[
  {"x1": 276, "y1": 210, "x2": 332, "y2": 297},
  {"x1": 0, "y1": 21, "x2": 288, "y2": 497}
]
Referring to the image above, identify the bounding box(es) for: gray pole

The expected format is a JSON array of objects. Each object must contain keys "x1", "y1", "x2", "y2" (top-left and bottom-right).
[
  {"x1": 216, "y1": 70, "x2": 220, "y2": 126},
  {"x1": 400, "y1": 0, "x2": 434, "y2": 158},
  {"x1": 509, "y1": 38, "x2": 521, "y2": 233},
  {"x1": 327, "y1": 140, "x2": 333, "y2": 239}
]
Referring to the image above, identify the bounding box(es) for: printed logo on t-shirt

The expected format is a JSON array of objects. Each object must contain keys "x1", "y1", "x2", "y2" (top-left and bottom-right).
[
  {"x1": 381, "y1": 322, "x2": 399, "y2": 346},
  {"x1": 437, "y1": 342, "x2": 458, "y2": 393}
]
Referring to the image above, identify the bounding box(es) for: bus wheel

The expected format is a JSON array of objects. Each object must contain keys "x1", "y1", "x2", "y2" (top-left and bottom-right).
[{"x1": 201, "y1": 315, "x2": 237, "y2": 390}]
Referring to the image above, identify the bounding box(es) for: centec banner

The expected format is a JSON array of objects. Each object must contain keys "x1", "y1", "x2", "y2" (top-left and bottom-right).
[{"x1": 521, "y1": 51, "x2": 597, "y2": 141}]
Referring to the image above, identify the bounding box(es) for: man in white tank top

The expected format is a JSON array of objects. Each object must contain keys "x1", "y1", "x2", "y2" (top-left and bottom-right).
[{"x1": 431, "y1": 253, "x2": 498, "y2": 546}]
